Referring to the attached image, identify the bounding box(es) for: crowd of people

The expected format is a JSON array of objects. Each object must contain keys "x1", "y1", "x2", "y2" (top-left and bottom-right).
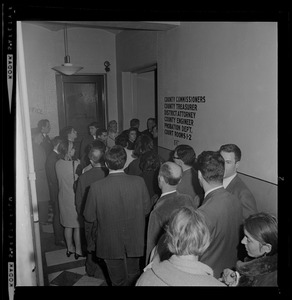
[{"x1": 31, "y1": 117, "x2": 277, "y2": 287}]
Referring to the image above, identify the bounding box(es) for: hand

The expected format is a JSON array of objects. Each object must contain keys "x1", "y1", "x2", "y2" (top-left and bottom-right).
[{"x1": 221, "y1": 268, "x2": 240, "y2": 286}]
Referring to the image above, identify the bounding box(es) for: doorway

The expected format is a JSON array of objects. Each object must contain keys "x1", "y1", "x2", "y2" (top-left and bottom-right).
[
  {"x1": 131, "y1": 64, "x2": 157, "y2": 132},
  {"x1": 56, "y1": 74, "x2": 107, "y2": 154}
]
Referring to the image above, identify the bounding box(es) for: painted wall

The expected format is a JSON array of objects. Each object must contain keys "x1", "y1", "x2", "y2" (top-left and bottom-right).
[
  {"x1": 21, "y1": 22, "x2": 118, "y2": 136},
  {"x1": 157, "y1": 22, "x2": 277, "y2": 215},
  {"x1": 158, "y1": 22, "x2": 277, "y2": 185}
]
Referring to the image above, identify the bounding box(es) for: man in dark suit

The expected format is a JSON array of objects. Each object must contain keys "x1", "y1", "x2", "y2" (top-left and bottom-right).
[
  {"x1": 79, "y1": 122, "x2": 99, "y2": 170},
  {"x1": 172, "y1": 144, "x2": 204, "y2": 207},
  {"x1": 45, "y1": 136, "x2": 64, "y2": 246},
  {"x1": 83, "y1": 145, "x2": 151, "y2": 286},
  {"x1": 75, "y1": 141, "x2": 108, "y2": 277},
  {"x1": 145, "y1": 162, "x2": 197, "y2": 264},
  {"x1": 141, "y1": 117, "x2": 156, "y2": 139},
  {"x1": 38, "y1": 119, "x2": 53, "y2": 157},
  {"x1": 219, "y1": 144, "x2": 258, "y2": 220},
  {"x1": 219, "y1": 143, "x2": 258, "y2": 260},
  {"x1": 197, "y1": 151, "x2": 242, "y2": 279}
]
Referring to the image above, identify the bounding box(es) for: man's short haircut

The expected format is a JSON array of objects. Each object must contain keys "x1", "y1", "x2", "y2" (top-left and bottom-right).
[
  {"x1": 105, "y1": 145, "x2": 127, "y2": 170},
  {"x1": 174, "y1": 144, "x2": 196, "y2": 166},
  {"x1": 89, "y1": 122, "x2": 99, "y2": 129},
  {"x1": 196, "y1": 151, "x2": 224, "y2": 184},
  {"x1": 37, "y1": 119, "x2": 49, "y2": 131},
  {"x1": 159, "y1": 162, "x2": 182, "y2": 186},
  {"x1": 96, "y1": 128, "x2": 107, "y2": 137},
  {"x1": 88, "y1": 147, "x2": 104, "y2": 165},
  {"x1": 115, "y1": 133, "x2": 128, "y2": 148},
  {"x1": 130, "y1": 118, "x2": 140, "y2": 127},
  {"x1": 219, "y1": 144, "x2": 242, "y2": 162},
  {"x1": 166, "y1": 206, "x2": 210, "y2": 256}
]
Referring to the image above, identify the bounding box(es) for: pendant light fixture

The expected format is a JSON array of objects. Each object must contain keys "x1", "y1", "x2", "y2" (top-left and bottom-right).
[{"x1": 52, "y1": 24, "x2": 83, "y2": 75}]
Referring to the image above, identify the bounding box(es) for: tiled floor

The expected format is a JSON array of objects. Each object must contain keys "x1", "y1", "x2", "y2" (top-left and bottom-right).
[{"x1": 40, "y1": 207, "x2": 109, "y2": 286}]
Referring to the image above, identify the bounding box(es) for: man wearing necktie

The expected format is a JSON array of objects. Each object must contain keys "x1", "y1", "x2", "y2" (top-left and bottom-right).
[{"x1": 38, "y1": 119, "x2": 53, "y2": 157}]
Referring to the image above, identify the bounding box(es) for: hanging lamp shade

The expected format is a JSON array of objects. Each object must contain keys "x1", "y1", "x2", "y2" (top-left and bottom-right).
[{"x1": 52, "y1": 25, "x2": 83, "y2": 75}]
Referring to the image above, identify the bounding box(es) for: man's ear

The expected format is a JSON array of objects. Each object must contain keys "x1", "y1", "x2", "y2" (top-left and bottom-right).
[
  {"x1": 262, "y1": 243, "x2": 272, "y2": 255},
  {"x1": 235, "y1": 161, "x2": 240, "y2": 171}
]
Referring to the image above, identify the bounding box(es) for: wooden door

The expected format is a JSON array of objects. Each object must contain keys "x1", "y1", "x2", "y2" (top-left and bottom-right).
[{"x1": 56, "y1": 74, "x2": 106, "y2": 155}]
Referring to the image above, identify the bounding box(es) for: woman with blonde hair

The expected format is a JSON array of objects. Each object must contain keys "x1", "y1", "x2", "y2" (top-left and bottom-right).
[{"x1": 136, "y1": 206, "x2": 225, "y2": 286}]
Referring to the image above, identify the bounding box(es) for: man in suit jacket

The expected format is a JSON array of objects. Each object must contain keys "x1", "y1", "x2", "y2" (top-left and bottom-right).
[
  {"x1": 219, "y1": 143, "x2": 258, "y2": 260},
  {"x1": 38, "y1": 119, "x2": 53, "y2": 157},
  {"x1": 172, "y1": 144, "x2": 204, "y2": 207},
  {"x1": 45, "y1": 136, "x2": 64, "y2": 246},
  {"x1": 75, "y1": 141, "x2": 108, "y2": 277},
  {"x1": 83, "y1": 145, "x2": 151, "y2": 286},
  {"x1": 197, "y1": 151, "x2": 242, "y2": 279},
  {"x1": 146, "y1": 162, "x2": 197, "y2": 264},
  {"x1": 79, "y1": 122, "x2": 99, "y2": 169},
  {"x1": 219, "y1": 144, "x2": 258, "y2": 220}
]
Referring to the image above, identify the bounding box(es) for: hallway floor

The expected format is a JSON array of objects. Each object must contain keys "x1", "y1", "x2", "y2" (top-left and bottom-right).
[{"x1": 39, "y1": 208, "x2": 109, "y2": 286}]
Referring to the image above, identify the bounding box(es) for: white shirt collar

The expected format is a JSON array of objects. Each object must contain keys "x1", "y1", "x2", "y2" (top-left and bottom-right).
[
  {"x1": 204, "y1": 185, "x2": 224, "y2": 198},
  {"x1": 223, "y1": 173, "x2": 237, "y2": 188},
  {"x1": 160, "y1": 190, "x2": 177, "y2": 198},
  {"x1": 109, "y1": 170, "x2": 124, "y2": 174}
]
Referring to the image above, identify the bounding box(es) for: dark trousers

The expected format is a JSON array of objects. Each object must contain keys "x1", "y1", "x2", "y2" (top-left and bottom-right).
[
  {"x1": 104, "y1": 253, "x2": 141, "y2": 286},
  {"x1": 52, "y1": 200, "x2": 64, "y2": 243}
]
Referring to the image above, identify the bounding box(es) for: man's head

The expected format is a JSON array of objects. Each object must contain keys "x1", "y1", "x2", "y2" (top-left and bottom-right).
[
  {"x1": 158, "y1": 162, "x2": 183, "y2": 191},
  {"x1": 219, "y1": 144, "x2": 241, "y2": 179},
  {"x1": 146, "y1": 118, "x2": 156, "y2": 131},
  {"x1": 105, "y1": 145, "x2": 127, "y2": 170},
  {"x1": 130, "y1": 118, "x2": 140, "y2": 129},
  {"x1": 88, "y1": 122, "x2": 99, "y2": 137},
  {"x1": 196, "y1": 151, "x2": 225, "y2": 188},
  {"x1": 96, "y1": 128, "x2": 108, "y2": 142},
  {"x1": 88, "y1": 145, "x2": 105, "y2": 167},
  {"x1": 37, "y1": 119, "x2": 51, "y2": 135},
  {"x1": 173, "y1": 144, "x2": 196, "y2": 168},
  {"x1": 115, "y1": 133, "x2": 128, "y2": 148}
]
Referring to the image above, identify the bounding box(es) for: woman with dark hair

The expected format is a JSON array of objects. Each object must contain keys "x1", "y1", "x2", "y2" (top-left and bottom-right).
[
  {"x1": 55, "y1": 139, "x2": 84, "y2": 259},
  {"x1": 221, "y1": 212, "x2": 278, "y2": 286},
  {"x1": 139, "y1": 151, "x2": 162, "y2": 200},
  {"x1": 125, "y1": 134, "x2": 154, "y2": 176}
]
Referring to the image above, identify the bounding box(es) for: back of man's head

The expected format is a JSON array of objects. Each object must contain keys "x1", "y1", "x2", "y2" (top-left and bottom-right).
[
  {"x1": 89, "y1": 147, "x2": 104, "y2": 166},
  {"x1": 196, "y1": 151, "x2": 224, "y2": 184},
  {"x1": 115, "y1": 133, "x2": 128, "y2": 148},
  {"x1": 159, "y1": 162, "x2": 182, "y2": 186},
  {"x1": 130, "y1": 118, "x2": 140, "y2": 128},
  {"x1": 174, "y1": 144, "x2": 196, "y2": 166},
  {"x1": 105, "y1": 145, "x2": 127, "y2": 170}
]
